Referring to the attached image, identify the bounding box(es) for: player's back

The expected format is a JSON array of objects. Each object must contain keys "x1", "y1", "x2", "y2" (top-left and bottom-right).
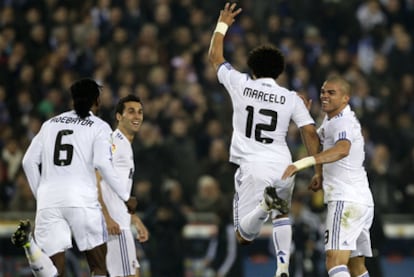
[
  {"x1": 218, "y1": 64, "x2": 314, "y2": 164},
  {"x1": 35, "y1": 110, "x2": 113, "y2": 209}
]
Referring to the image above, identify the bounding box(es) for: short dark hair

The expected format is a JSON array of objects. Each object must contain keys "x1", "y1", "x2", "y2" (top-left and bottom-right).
[
  {"x1": 70, "y1": 78, "x2": 102, "y2": 118},
  {"x1": 247, "y1": 44, "x2": 285, "y2": 79},
  {"x1": 115, "y1": 94, "x2": 142, "y2": 116}
]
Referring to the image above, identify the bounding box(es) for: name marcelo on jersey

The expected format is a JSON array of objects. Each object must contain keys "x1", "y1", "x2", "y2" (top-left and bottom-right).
[
  {"x1": 243, "y1": 87, "x2": 286, "y2": 104},
  {"x1": 50, "y1": 116, "x2": 94, "y2": 126}
]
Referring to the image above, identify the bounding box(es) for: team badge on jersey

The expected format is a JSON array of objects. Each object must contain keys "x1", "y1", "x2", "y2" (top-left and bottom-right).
[
  {"x1": 111, "y1": 143, "x2": 116, "y2": 154},
  {"x1": 319, "y1": 128, "x2": 325, "y2": 141}
]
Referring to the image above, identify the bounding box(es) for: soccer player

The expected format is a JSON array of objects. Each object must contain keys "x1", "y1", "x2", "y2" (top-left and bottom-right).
[
  {"x1": 208, "y1": 3, "x2": 321, "y2": 277},
  {"x1": 282, "y1": 75, "x2": 374, "y2": 277},
  {"x1": 98, "y1": 94, "x2": 149, "y2": 277},
  {"x1": 17, "y1": 78, "x2": 130, "y2": 276}
]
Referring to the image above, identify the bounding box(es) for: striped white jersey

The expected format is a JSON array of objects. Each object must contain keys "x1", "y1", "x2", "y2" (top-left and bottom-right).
[
  {"x1": 22, "y1": 110, "x2": 129, "y2": 210},
  {"x1": 217, "y1": 62, "x2": 315, "y2": 165},
  {"x1": 100, "y1": 129, "x2": 134, "y2": 229},
  {"x1": 318, "y1": 105, "x2": 374, "y2": 206}
]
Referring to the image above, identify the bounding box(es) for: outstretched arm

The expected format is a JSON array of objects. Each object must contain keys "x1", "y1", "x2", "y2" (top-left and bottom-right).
[
  {"x1": 208, "y1": 2, "x2": 242, "y2": 71},
  {"x1": 282, "y1": 140, "x2": 350, "y2": 180}
]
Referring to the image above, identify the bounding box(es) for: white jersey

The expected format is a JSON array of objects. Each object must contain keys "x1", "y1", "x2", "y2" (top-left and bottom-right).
[
  {"x1": 100, "y1": 129, "x2": 134, "y2": 229},
  {"x1": 317, "y1": 105, "x2": 374, "y2": 206},
  {"x1": 217, "y1": 62, "x2": 315, "y2": 165},
  {"x1": 22, "y1": 110, "x2": 129, "y2": 210}
]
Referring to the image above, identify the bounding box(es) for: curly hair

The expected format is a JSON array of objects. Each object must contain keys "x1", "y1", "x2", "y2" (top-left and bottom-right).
[
  {"x1": 247, "y1": 44, "x2": 285, "y2": 79},
  {"x1": 70, "y1": 78, "x2": 102, "y2": 118}
]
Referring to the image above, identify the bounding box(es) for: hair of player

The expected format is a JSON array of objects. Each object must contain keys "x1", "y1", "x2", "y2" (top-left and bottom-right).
[
  {"x1": 70, "y1": 78, "x2": 102, "y2": 118},
  {"x1": 115, "y1": 94, "x2": 142, "y2": 116},
  {"x1": 325, "y1": 74, "x2": 352, "y2": 96},
  {"x1": 247, "y1": 44, "x2": 285, "y2": 79}
]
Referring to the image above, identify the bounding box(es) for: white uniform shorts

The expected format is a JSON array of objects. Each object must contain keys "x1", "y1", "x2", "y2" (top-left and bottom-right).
[
  {"x1": 233, "y1": 162, "x2": 294, "y2": 230},
  {"x1": 325, "y1": 201, "x2": 374, "y2": 257},
  {"x1": 107, "y1": 229, "x2": 140, "y2": 276},
  {"x1": 34, "y1": 207, "x2": 107, "y2": 256}
]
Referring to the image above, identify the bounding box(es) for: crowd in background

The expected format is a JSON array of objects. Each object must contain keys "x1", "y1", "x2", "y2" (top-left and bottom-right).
[{"x1": 0, "y1": 0, "x2": 413, "y2": 274}]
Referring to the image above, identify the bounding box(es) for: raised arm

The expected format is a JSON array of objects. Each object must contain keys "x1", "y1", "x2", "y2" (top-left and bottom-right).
[{"x1": 207, "y1": 2, "x2": 242, "y2": 71}]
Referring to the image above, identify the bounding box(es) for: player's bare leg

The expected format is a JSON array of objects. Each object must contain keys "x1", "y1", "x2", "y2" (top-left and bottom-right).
[
  {"x1": 85, "y1": 243, "x2": 109, "y2": 276},
  {"x1": 326, "y1": 250, "x2": 351, "y2": 277},
  {"x1": 11, "y1": 220, "x2": 58, "y2": 277},
  {"x1": 50, "y1": 252, "x2": 66, "y2": 276}
]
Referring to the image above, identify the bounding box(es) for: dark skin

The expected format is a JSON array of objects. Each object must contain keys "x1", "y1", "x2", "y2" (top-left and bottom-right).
[
  {"x1": 209, "y1": 3, "x2": 321, "y2": 245},
  {"x1": 46, "y1": 100, "x2": 109, "y2": 276}
]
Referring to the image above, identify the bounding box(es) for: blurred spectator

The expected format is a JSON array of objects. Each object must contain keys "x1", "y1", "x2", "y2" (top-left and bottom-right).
[
  {"x1": 289, "y1": 195, "x2": 325, "y2": 277},
  {"x1": 398, "y1": 145, "x2": 414, "y2": 213},
  {"x1": 0, "y1": 158, "x2": 12, "y2": 210},
  {"x1": 195, "y1": 175, "x2": 242, "y2": 277},
  {"x1": 192, "y1": 175, "x2": 229, "y2": 215},
  {"x1": 199, "y1": 137, "x2": 235, "y2": 197},
  {"x1": 143, "y1": 180, "x2": 187, "y2": 277},
  {"x1": 1, "y1": 136, "x2": 23, "y2": 182},
  {"x1": 0, "y1": 3, "x2": 412, "y2": 270},
  {"x1": 164, "y1": 117, "x2": 200, "y2": 204},
  {"x1": 8, "y1": 168, "x2": 35, "y2": 211},
  {"x1": 367, "y1": 143, "x2": 400, "y2": 213},
  {"x1": 0, "y1": 85, "x2": 10, "y2": 127},
  {"x1": 356, "y1": 0, "x2": 387, "y2": 34},
  {"x1": 133, "y1": 121, "x2": 171, "y2": 198}
]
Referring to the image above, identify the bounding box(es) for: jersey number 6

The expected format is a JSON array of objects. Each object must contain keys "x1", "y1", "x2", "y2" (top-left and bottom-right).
[{"x1": 53, "y1": 129, "x2": 74, "y2": 166}]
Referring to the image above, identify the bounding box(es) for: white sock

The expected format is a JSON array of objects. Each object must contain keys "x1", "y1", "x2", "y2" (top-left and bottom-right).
[
  {"x1": 239, "y1": 205, "x2": 269, "y2": 240},
  {"x1": 23, "y1": 236, "x2": 58, "y2": 277},
  {"x1": 328, "y1": 265, "x2": 350, "y2": 277},
  {"x1": 356, "y1": 272, "x2": 369, "y2": 277},
  {"x1": 272, "y1": 217, "x2": 291, "y2": 273}
]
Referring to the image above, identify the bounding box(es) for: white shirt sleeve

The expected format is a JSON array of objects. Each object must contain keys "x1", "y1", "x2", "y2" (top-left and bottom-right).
[
  {"x1": 217, "y1": 62, "x2": 250, "y2": 98},
  {"x1": 93, "y1": 124, "x2": 130, "y2": 201},
  {"x1": 22, "y1": 132, "x2": 43, "y2": 198},
  {"x1": 291, "y1": 93, "x2": 315, "y2": 128}
]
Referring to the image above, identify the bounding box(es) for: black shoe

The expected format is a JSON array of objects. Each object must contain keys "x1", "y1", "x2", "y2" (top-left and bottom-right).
[
  {"x1": 11, "y1": 219, "x2": 31, "y2": 247},
  {"x1": 263, "y1": 186, "x2": 289, "y2": 214}
]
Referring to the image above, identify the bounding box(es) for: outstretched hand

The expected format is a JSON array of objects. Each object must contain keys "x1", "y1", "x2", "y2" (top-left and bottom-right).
[
  {"x1": 217, "y1": 2, "x2": 242, "y2": 26},
  {"x1": 281, "y1": 164, "x2": 298, "y2": 180},
  {"x1": 298, "y1": 94, "x2": 312, "y2": 111}
]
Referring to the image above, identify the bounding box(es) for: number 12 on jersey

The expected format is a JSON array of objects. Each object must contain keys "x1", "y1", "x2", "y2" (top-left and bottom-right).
[{"x1": 245, "y1": 105, "x2": 277, "y2": 144}]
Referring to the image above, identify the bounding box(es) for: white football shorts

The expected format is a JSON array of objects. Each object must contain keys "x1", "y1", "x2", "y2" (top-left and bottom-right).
[
  {"x1": 233, "y1": 162, "x2": 294, "y2": 233},
  {"x1": 107, "y1": 229, "x2": 140, "y2": 276},
  {"x1": 34, "y1": 207, "x2": 107, "y2": 256},
  {"x1": 325, "y1": 201, "x2": 374, "y2": 257}
]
